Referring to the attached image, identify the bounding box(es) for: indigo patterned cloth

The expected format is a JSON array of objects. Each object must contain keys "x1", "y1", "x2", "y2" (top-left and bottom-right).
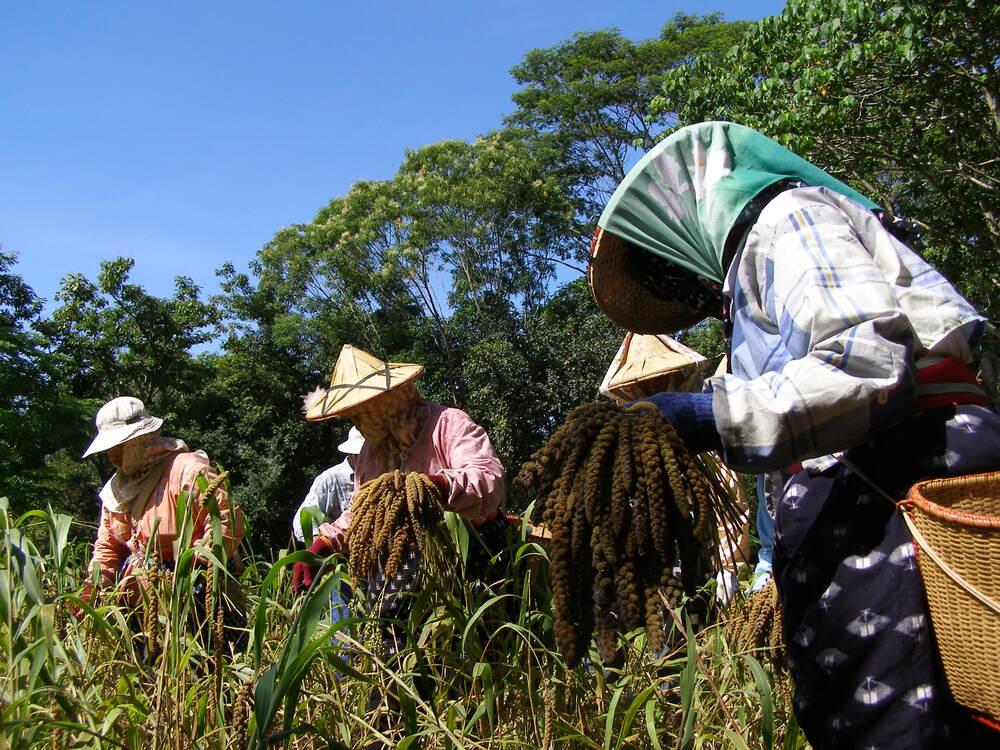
[{"x1": 776, "y1": 404, "x2": 1000, "y2": 749}]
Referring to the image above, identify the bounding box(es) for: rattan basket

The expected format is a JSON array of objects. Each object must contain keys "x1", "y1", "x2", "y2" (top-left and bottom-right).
[{"x1": 902, "y1": 471, "x2": 1000, "y2": 723}]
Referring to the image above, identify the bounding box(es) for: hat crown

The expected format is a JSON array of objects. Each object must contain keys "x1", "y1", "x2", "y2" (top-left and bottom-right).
[
  {"x1": 330, "y1": 345, "x2": 392, "y2": 389},
  {"x1": 338, "y1": 425, "x2": 365, "y2": 454},
  {"x1": 303, "y1": 344, "x2": 424, "y2": 422},
  {"x1": 96, "y1": 396, "x2": 148, "y2": 431}
]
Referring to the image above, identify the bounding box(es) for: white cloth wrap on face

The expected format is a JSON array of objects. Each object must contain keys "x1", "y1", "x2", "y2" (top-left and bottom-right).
[{"x1": 98, "y1": 437, "x2": 190, "y2": 513}]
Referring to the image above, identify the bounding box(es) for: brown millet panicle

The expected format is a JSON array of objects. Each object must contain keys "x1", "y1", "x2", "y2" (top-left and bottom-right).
[
  {"x1": 516, "y1": 401, "x2": 730, "y2": 667},
  {"x1": 725, "y1": 578, "x2": 784, "y2": 664},
  {"x1": 346, "y1": 471, "x2": 444, "y2": 581}
]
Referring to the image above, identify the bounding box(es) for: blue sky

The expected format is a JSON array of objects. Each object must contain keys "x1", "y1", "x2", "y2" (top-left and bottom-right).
[{"x1": 2, "y1": 1, "x2": 785, "y2": 311}]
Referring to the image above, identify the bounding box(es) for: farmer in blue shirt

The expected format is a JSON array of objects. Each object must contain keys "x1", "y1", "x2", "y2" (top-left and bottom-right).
[{"x1": 587, "y1": 121, "x2": 1000, "y2": 749}]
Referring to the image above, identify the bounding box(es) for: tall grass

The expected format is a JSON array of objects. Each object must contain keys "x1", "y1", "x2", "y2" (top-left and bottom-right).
[{"x1": 0, "y1": 496, "x2": 807, "y2": 748}]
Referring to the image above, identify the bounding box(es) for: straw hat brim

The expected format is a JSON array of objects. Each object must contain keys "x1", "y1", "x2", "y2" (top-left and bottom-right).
[
  {"x1": 604, "y1": 334, "x2": 705, "y2": 391},
  {"x1": 588, "y1": 228, "x2": 707, "y2": 334},
  {"x1": 304, "y1": 363, "x2": 424, "y2": 421},
  {"x1": 81, "y1": 416, "x2": 163, "y2": 458}
]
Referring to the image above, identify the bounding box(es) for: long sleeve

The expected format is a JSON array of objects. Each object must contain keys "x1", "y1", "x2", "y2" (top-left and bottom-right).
[
  {"x1": 316, "y1": 466, "x2": 362, "y2": 553},
  {"x1": 179, "y1": 458, "x2": 243, "y2": 559},
  {"x1": 711, "y1": 191, "x2": 917, "y2": 472},
  {"x1": 292, "y1": 460, "x2": 355, "y2": 542},
  {"x1": 197, "y1": 479, "x2": 243, "y2": 558},
  {"x1": 88, "y1": 507, "x2": 128, "y2": 586},
  {"x1": 432, "y1": 409, "x2": 505, "y2": 520},
  {"x1": 293, "y1": 473, "x2": 331, "y2": 543}
]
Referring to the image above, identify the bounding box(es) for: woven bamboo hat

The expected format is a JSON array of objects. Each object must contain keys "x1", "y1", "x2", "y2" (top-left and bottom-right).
[
  {"x1": 588, "y1": 228, "x2": 706, "y2": 334},
  {"x1": 600, "y1": 333, "x2": 707, "y2": 401},
  {"x1": 303, "y1": 344, "x2": 424, "y2": 421}
]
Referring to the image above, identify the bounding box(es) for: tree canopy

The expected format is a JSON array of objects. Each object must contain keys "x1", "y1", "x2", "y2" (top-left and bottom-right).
[
  {"x1": 659, "y1": 0, "x2": 999, "y2": 314},
  {"x1": 6, "y1": 3, "x2": 997, "y2": 550}
]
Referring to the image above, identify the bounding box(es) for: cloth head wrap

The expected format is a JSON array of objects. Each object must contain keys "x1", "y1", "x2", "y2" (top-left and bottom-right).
[
  {"x1": 342, "y1": 383, "x2": 424, "y2": 470},
  {"x1": 598, "y1": 121, "x2": 878, "y2": 285},
  {"x1": 100, "y1": 433, "x2": 187, "y2": 513}
]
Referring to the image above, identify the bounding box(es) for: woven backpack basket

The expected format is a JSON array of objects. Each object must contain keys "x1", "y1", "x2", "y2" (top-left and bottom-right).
[{"x1": 902, "y1": 471, "x2": 1000, "y2": 724}]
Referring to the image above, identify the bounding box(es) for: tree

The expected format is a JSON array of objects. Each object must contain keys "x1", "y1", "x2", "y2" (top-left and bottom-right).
[
  {"x1": 505, "y1": 14, "x2": 751, "y2": 223},
  {"x1": 659, "y1": 0, "x2": 1000, "y2": 315},
  {"x1": 0, "y1": 251, "x2": 93, "y2": 518},
  {"x1": 191, "y1": 262, "x2": 347, "y2": 551},
  {"x1": 41, "y1": 257, "x2": 222, "y2": 408},
  {"x1": 256, "y1": 131, "x2": 581, "y2": 400},
  {"x1": 30, "y1": 258, "x2": 224, "y2": 526}
]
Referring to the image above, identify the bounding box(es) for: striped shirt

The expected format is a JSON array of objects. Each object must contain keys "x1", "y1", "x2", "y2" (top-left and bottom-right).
[
  {"x1": 707, "y1": 187, "x2": 984, "y2": 473},
  {"x1": 292, "y1": 457, "x2": 355, "y2": 542}
]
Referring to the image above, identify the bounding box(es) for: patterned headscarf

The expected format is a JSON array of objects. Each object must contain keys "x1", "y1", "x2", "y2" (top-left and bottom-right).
[
  {"x1": 100, "y1": 432, "x2": 187, "y2": 513},
  {"x1": 598, "y1": 121, "x2": 878, "y2": 285},
  {"x1": 342, "y1": 384, "x2": 425, "y2": 471}
]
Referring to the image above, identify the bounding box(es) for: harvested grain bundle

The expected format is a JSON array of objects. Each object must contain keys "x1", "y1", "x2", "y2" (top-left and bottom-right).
[
  {"x1": 725, "y1": 578, "x2": 784, "y2": 660},
  {"x1": 345, "y1": 470, "x2": 445, "y2": 581},
  {"x1": 517, "y1": 400, "x2": 743, "y2": 666}
]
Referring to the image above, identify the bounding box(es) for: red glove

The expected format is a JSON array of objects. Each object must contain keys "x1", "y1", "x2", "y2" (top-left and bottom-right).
[
  {"x1": 292, "y1": 536, "x2": 334, "y2": 595},
  {"x1": 428, "y1": 473, "x2": 450, "y2": 499},
  {"x1": 71, "y1": 583, "x2": 94, "y2": 618}
]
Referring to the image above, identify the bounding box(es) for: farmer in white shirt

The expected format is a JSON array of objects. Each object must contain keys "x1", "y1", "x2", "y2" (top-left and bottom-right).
[{"x1": 292, "y1": 426, "x2": 364, "y2": 543}]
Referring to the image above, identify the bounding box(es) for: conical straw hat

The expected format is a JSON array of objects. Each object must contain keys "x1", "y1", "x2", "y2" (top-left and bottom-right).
[
  {"x1": 600, "y1": 333, "x2": 706, "y2": 401},
  {"x1": 303, "y1": 344, "x2": 424, "y2": 421},
  {"x1": 588, "y1": 228, "x2": 707, "y2": 334}
]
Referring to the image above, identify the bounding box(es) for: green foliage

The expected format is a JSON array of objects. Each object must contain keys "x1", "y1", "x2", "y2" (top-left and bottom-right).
[
  {"x1": 506, "y1": 14, "x2": 751, "y2": 219},
  {"x1": 249, "y1": 132, "x2": 616, "y2": 511},
  {"x1": 10, "y1": 4, "x2": 995, "y2": 576},
  {"x1": 456, "y1": 279, "x2": 623, "y2": 505},
  {"x1": 41, "y1": 257, "x2": 221, "y2": 405},
  {"x1": 676, "y1": 318, "x2": 728, "y2": 371},
  {"x1": 0, "y1": 252, "x2": 94, "y2": 518},
  {"x1": 659, "y1": 0, "x2": 1000, "y2": 315},
  {"x1": 0, "y1": 500, "x2": 804, "y2": 748}
]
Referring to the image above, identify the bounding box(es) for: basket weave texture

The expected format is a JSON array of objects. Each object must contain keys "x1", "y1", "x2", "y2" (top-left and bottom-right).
[{"x1": 905, "y1": 471, "x2": 1000, "y2": 722}]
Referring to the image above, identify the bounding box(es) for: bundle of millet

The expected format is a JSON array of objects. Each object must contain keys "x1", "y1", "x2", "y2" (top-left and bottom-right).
[
  {"x1": 517, "y1": 400, "x2": 741, "y2": 667},
  {"x1": 724, "y1": 578, "x2": 784, "y2": 660},
  {"x1": 345, "y1": 470, "x2": 445, "y2": 581}
]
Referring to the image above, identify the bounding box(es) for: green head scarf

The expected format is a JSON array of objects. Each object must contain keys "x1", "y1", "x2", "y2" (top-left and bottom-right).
[{"x1": 597, "y1": 121, "x2": 878, "y2": 285}]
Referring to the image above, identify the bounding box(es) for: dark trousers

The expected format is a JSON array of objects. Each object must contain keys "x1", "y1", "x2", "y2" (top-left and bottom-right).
[{"x1": 362, "y1": 514, "x2": 512, "y2": 749}]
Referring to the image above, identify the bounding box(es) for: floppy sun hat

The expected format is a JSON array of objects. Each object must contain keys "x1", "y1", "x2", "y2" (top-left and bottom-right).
[
  {"x1": 337, "y1": 425, "x2": 365, "y2": 454},
  {"x1": 303, "y1": 344, "x2": 424, "y2": 421},
  {"x1": 82, "y1": 396, "x2": 164, "y2": 458}
]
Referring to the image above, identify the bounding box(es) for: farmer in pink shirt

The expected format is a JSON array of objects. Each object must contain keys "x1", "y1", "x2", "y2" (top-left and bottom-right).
[
  {"x1": 78, "y1": 396, "x2": 245, "y2": 649},
  {"x1": 293, "y1": 345, "x2": 508, "y2": 609},
  {"x1": 294, "y1": 345, "x2": 510, "y2": 748}
]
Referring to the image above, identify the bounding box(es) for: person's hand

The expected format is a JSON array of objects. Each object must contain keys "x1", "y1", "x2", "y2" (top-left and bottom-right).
[
  {"x1": 427, "y1": 473, "x2": 450, "y2": 499},
  {"x1": 70, "y1": 583, "x2": 94, "y2": 618},
  {"x1": 627, "y1": 392, "x2": 721, "y2": 454},
  {"x1": 292, "y1": 536, "x2": 334, "y2": 595}
]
